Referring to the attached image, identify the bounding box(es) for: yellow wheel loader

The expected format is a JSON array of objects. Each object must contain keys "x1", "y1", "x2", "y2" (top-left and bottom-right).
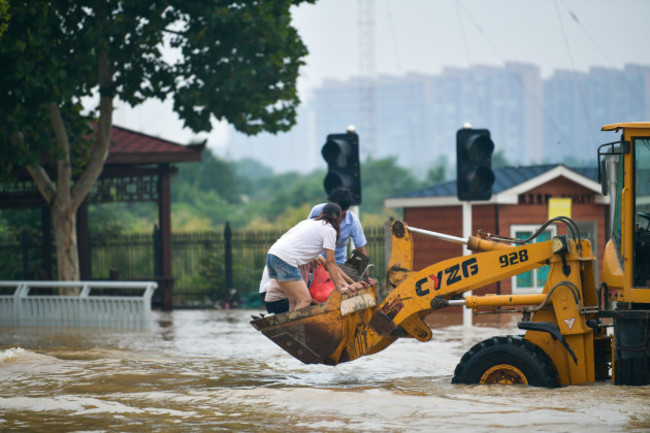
[{"x1": 251, "y1": 122, "x2": 650, "y2": 387}]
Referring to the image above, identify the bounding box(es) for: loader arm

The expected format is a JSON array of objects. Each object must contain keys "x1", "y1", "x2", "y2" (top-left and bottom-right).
[{"x1": 367, "y1": 220, "x2": 555, "y2": 343}]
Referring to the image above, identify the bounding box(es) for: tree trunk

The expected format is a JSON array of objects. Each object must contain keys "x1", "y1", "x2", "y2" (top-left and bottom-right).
[
  {"x1": 51, "y1": 201, "x2": 79, "y2": 280},
  {"x1": 51, "y1": 200, "x2": 80, "y2": 294},
  {"x1": 24, "y1": 50, "x2": 113, "y2": 289}
]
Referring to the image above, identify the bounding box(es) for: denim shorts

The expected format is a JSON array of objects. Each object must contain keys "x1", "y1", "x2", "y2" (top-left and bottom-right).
[{"x1": 266, "y1": 254, "x2": 302, "y2": 282}]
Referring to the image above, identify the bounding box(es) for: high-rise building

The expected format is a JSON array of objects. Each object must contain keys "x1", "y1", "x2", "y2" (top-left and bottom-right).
[
  {"x1": 543, "y1": 64, "x2": 650, "y2": 166},
  {"x1": 433, "y1": 63, "x2": 543, "y2": 165},
  {"x1": 311, "y1": 74, "x2": 436, "y2": 176},
  {"x1": 223, "y1": 63, "x2": 650, "y2": 175}
]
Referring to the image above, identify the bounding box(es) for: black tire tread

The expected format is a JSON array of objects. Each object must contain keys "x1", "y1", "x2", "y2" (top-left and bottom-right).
[{"x1": 451, "y1": 335, "x2": 559, "y2": 387}]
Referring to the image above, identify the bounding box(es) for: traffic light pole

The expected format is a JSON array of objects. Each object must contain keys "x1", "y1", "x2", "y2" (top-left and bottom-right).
[
  {"x1": 462, "y1": 201, "x2": 473, "y2": 327},
  {"x1": 455, "y1": 125, "x2": 494, "y2": 328}
]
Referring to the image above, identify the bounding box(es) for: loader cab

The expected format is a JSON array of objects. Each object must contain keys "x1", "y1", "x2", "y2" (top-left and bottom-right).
[
  {"x1": 632, "y1": 137, "x2": 650, "y2": 288},
  {"x1": 600, "y1": 123, "x2": 650, "y2": 300}
]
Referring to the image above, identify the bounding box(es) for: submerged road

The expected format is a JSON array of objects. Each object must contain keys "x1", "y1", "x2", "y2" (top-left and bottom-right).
[{"x1": 1, "y1": 309, "x2": 649, "y2": 432}]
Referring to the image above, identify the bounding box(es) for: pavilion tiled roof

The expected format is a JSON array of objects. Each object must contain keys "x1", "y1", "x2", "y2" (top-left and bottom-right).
[{"x1": 107, "y1": 125, "x2": 205, "y2": 164}]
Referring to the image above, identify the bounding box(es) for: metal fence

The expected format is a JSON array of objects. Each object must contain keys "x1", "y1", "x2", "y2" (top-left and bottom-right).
[
  {"x1": 0, "y1": 281, "x2": 156, "y2": 329},
  {"x1": 1, "y1": 223, "x2": 389, "y2": 308}
]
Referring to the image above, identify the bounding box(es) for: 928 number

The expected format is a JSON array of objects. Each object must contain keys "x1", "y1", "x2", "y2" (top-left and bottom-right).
[{"x1": 499, "y1": 250, "x2": 529, "y2": 267}]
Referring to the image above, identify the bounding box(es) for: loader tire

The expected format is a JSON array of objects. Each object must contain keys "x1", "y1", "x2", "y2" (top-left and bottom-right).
[{"x1": 452, "y1": 335, "x2": 559, "y2": 387}]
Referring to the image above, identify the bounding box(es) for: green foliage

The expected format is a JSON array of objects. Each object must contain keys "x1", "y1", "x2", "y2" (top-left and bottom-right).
[
  {"x1": 250, "y1": 170, "x2": 326, "y2": 223},
  {"x1": 173, "y1": 148, "x2": 240, "y2": 204},
  {"x1": 195, "y1": 250, "x2": 244, "y2": 302},
  {"x1": 0, "y1": 208, "x2": 41, "y2": 238},
  {"x1": 232, "y1": 158, "x2": 274, "y2": 182},
  {"x1": 90, "y1": 202, "x2": 158, "y2": 234},
  {"x1": 175, "y1": 185, "x2": 243, "y2": 227},
  {"x1": 0, "y1": 0, "x2": 9, "y2": 40},
  {"x1": 0, "y1": 0, "x2": 451, "y2": 241},
  {"x1": 492, "y1": 149, "x2": 513, "y2": 169},
  {"x1": 87, "y1": 204, "x2": 127, "y2": 238},
  {"x1": 2, "y1": 148, "x2": 453, "y2": 235},
  {"x1": 0, "y1": 208, "x2": 53, "y2": 279},
  {"x1": 425, "y1": 165, "x2": 446, "y2": 185},
  {"x1": 163, "y1": 152, "x2": 450, "y2": 231},
  {"x1": 0, "y1": 0, "x2": 315, "y2": 279},
  {"x1": 169, "y1": 148, "x2": 326, "y2": 229},
  {"x1": 175, "y1": 150, "x2": 326, "y2": 228},
  {"x1": 231, "y1": 157, "x2": 274, "y2": 198},
  {"x1": 424, "y1": 154, "x2": 450, "y2": 185},
  {"x1": 360, "y1": 156, "x2": 421, "y2": 215},
  {"x1": 169, "y1": 1, "x2": 315, "y2": 135},
  {"x1": 0, "y1": 0, "x2": 315, "y2": 175},
  {"x1": 0, "y1": 1, "x2": 90, "y2": 176}
]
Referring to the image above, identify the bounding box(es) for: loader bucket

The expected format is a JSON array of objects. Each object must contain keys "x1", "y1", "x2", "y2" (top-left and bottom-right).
[{"x1": 251, "y1": 285, "x2": 380, "y2": 365}]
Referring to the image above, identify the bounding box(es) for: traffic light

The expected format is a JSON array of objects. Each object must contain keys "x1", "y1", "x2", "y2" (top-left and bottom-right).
[
  {"x1": 456, "y1": 128, "x2": 495, "y2": 201},
  {"x1": 322, "y1": 132, "x2": 361, "y2": 205}
]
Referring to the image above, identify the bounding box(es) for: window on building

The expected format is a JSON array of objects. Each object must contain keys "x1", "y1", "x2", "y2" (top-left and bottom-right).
[{"x1": 510, "y1": 224, "x2": 557, "y2": 294}]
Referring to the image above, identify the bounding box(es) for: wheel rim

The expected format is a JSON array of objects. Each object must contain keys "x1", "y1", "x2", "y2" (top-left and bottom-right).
[{"x1": 480, "y1": 364, "x2": 528, "y2": 385}]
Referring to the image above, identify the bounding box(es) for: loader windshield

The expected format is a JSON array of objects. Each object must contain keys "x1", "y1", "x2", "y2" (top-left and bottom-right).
[{"x1": 634, "y1": 138, "x2": 650, "y2": 287}]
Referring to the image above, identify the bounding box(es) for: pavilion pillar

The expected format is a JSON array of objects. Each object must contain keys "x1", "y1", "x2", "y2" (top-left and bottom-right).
[{"x1": 158, "y1": 163, "x2": 174, "y2": 311}]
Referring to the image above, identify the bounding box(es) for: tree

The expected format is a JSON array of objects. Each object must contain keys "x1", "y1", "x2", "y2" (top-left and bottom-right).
[
  {"x1": 492, "y1": 149, "x2": 513, "y2": 169},
  {"x1": 424, "y1": 155, "x2": 450, "y2": 186},
  {"x1": 251, "y1": 170, "x2": 325, "y2": 225},
  {"x1": 0, "y1": 0, "x2": 314, "y2": 282},
  {"x1": 0, "y1": 0, "x2": 9, "y2": 40},
  {"x1": 361, "y1": 157, "x2": 421, "y2": 215},
  {"x1": 173, "y1": 148, "x2": 240, "y2": 204},
  {"x1": 231, "y1": 157, "x2": 275, "y2": 199}
]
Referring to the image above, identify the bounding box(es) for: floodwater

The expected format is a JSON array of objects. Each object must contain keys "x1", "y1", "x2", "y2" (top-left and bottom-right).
[{"x1": 1, "y1": 310, "x2": 649, "y2": 433}]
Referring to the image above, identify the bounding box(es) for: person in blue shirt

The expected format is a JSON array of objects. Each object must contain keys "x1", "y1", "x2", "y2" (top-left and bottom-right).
[{"x1": 308, "y1": 187, "x2": 367, "y2": 265}]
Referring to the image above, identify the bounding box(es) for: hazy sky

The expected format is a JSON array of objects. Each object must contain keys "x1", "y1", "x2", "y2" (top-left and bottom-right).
[{"x1": 112, "y1": 0, "x2": 650, "y2": 152}]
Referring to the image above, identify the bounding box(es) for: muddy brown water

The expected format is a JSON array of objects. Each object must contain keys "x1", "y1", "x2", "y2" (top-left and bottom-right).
[{"x1": 1, "y1": 309, "x2": 649, "y2": 432}]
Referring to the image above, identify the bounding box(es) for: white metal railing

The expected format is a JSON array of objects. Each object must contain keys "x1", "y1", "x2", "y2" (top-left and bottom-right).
[{"x1": 0, "y1": 281, "x2": 157, "y2": 329}]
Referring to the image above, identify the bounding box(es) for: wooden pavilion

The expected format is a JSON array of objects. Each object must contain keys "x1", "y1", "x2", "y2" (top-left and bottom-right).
[{"x1": 0, "y1": 125, "x2": 204, "y2": 310}]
